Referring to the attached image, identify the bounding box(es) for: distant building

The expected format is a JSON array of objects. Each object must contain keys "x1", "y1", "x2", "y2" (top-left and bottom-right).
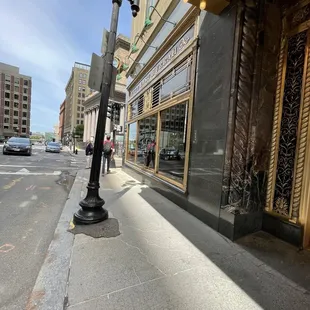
[
  {"x1": 64, "y1": 62, "x2": 90, "y2": 137},
  {"x1": 53, "y1": 123, "x2": 59, "y2": 141},
  {"x1": 83, "y1": 34, "x2": 130, "y2": 146},
  {"x1": 0, "y1": 62, "x2": 32, "y2": 138},
  {"x1": 59, "y1": 100, "x2": 65, "y2": 142}
]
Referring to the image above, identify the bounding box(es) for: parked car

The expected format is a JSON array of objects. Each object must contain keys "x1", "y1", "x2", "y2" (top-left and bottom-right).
[
  {"x1": 159, "y1": 148, "x2": 181, "y2": 161},
  {"x1": 3, "y1": 137, "x2": 32, "y2": 156},
  {"x1": 46, "y1": 142, "x2": 61, "y2": 153}
]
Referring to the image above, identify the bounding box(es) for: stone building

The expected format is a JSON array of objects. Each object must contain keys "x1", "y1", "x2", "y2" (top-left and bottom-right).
[
  {"x1": 64, "y1": 62, "x2": 90, "y2": 138},
  {"x1": 83, "y1": 34, "x2": 130, "y2": 148},
  {"x1": 123, "y1": 0, "x2": 310, "y2": 248}
]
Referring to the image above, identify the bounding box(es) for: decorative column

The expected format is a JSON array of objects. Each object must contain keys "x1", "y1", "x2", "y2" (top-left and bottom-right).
[
  {"x1": 83, "y1": 112, "x2": 88, "y2": 142},
  {"x1": 90, "y1": 109, "x2": 95, "y2": 140},
  {"x1": 95, "y1": 106, "x2": 99, "y2": 133},
  {"x1": 87, "y1": 110, "x2": 92, "y2": 142}
]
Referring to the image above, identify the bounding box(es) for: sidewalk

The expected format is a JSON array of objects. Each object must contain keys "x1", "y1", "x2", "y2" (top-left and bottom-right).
[{"x1": 28, "y1": 166, "x2": 310, "y2": 310}]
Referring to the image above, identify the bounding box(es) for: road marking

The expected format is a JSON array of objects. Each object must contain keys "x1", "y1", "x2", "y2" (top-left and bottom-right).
[
  {"x1": 3, "y1": 177, "x2": 23, "y2": 190},
  {"x1": 0, "y1": 171, "x2": 62, "y2": 176},
  {"x1": 20, "y1": 201, "x2": 30, "y2": 208},
  {"x1": 19, "y1": 168, "x2": 30, "y2": 173},
  {"x1": 0, "y1": 165, "x2": 80, "y2": 170},
  {"x1": 0, "y1": 244, "x2": 15, "y2": 253},
  {"x1": 26, "y1": 185, "x2": 36, "y2": 191},
  {"x1": 38, "y1": 187, "x2": 51, "y2": 190},
  {"x1": 31, "y1": 195, "x2": 38, "y2": 200}
]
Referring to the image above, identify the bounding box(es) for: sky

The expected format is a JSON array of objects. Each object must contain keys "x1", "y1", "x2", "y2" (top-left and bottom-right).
[{"x1": 0, "y1": 0, "x2": 133, "y2": 133}]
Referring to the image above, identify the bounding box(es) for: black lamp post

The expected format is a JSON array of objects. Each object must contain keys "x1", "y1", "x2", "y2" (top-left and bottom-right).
[{"x1": 73, "y1": 0, "x2": 140, "y2": 224}]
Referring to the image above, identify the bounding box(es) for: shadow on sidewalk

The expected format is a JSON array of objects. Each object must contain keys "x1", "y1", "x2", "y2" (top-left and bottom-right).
[{"x1": 134, "y1": 182, "x2": 310, "y2": 308}]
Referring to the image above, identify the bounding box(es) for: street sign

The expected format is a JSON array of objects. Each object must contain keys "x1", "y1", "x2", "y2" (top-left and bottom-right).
[
  {"x1": 88, "y1": 53, "x2": 105, "y2": 92},
  {"x1": 101, "y1": 28, "x2": 110, "y2": 55},
  {"x1": 89, "y1": 53, "x2": 118, "y2": 95}
]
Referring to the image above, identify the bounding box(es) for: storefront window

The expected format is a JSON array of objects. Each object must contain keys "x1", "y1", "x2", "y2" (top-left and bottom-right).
[
  {"x1": 127, "y1": 122, "x2": 137, "y2": 162},
  {"x1": 157, "y1": 101, "x2": 188, "y2": 183},
  {"x1": 137, "y1": 114, "x2": 158, "y2": 168}
]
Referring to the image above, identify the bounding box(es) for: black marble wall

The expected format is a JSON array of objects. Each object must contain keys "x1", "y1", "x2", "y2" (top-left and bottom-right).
[
  {"x1": 218, "y1": 0, "x2": 282, "y2": 240},
  {"x1": 187, "y1": 5, "x2": 237, "y2": 231}
]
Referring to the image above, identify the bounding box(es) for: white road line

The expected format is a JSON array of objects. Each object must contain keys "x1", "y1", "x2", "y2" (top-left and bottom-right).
[
  {"x1": 0, "y1": 171, "x2": 62, "y2": 176},
  {"x1": 0, "y1": 165, "x2": 78, "y2": 170}
]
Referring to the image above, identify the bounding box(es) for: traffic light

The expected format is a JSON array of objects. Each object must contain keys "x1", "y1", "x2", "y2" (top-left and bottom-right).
[
  {"x1": 107, "y1": 102, "x2": 113, "y2": 119},
  {"x1": 112, "y1": 103, "x2": 121, "y2": 124},
  {"x1": 128, "y1": 0, "x2": 140, "y2": 17}
]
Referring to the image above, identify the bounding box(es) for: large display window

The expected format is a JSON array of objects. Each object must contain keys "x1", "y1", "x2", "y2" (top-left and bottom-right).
[
  {"x1": 157, "y1": 101, "x2": 188, "y2": 183},
  {"x1": 127, "y1": 122, "x2": 137, "y2": 163},
  {"x1": 137, "y1": 114, "x2": 158, "y2": 169}
]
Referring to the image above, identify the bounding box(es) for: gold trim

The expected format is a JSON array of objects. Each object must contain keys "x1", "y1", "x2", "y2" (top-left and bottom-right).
[
  {"x1": 291, "y1": 29, "x2": 310, "y2": 221},
  {"x1": 128, "y1": 91, "x2": 191, "y2": 124},
  {"x1": 182, "y1": 45, "x2": 197, "y2": 189},
  {"x1": 124, "y1": 160, "x2": 186, "y2": 191},
  {"x1": 300, "y1": 95, "x2": 310, "y2": 247},
  {"x1": 288, "y1": 20, "x2": 310, "y2": 37},
  {"x1": 128, "y1": 45, "x2": 195, "y2": 104},
  {"x1": 265, "y1": 37, "x2": 287, "y2": 212},
  {"x1": 156, "y1": 171, "x2": 185, "y2": 189},
  {"x1": 127, "y1": 7, "x2": 199, "y2": 87},
  {"x1": 284, "y1": 0, "x2": 310, "y2": 18},
  {"x1": 155, "y1": 111, "x2": 161, "y2": 173}
]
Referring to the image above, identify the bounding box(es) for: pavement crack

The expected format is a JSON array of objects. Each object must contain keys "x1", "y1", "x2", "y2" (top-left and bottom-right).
[{"x1": 120, "y1": 239, "x2": 167, "y2": 276}]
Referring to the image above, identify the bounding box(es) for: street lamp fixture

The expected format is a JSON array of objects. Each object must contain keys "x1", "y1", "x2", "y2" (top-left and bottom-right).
[
  {"x1": 73, "y1": 0, "x2": 140, "y2": 225},
  {"x1": 144, "y1": 5, "x2": 176, "y2": 30}
]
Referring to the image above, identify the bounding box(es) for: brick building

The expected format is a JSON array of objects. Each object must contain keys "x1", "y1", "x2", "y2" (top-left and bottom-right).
[{"x1": 0, "y1": 62, "x2": 32, "y2": 139}]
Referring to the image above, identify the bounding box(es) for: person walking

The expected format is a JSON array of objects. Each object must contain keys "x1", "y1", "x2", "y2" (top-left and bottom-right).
[
  {"x1": 146, "y1": 139, "x2": 156, "y2": 168},
  {"x1": 85, "y1": 141, "x2": 93, "y2": 169},
  {"x1": 102, "y1": 135, "x2": 114, "y2": 175}
]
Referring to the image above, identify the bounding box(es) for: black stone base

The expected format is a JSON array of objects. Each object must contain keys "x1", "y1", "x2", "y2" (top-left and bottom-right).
[
  {"x1": 262, "y1": 212, "x2": 303, "y2": 248},
  {"x1": 218, "y1": 210, "x2": 263, "y2": 241}
]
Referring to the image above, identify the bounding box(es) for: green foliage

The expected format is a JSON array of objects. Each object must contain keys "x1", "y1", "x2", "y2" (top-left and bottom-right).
[{"x1": 75, "y1": 124, "x2": 84, "y2": 138}]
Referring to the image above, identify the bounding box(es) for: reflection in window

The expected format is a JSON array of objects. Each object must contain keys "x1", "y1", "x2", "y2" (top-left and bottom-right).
[
  {"x1": 138, "y1": 1, "x2": 191, "y2": 72},
  {"x1": 127, "y1": 122, "x2": 137, "y2": 163},
  {"x1": 158, "y1": 101, "x2": 188, "y2": 183},
  {"x1": 137, "y1": 114, "x2": 157, "y2": 168},
  {"x1": 161, "y1": 62, "x2": 190, "y2": 101}
]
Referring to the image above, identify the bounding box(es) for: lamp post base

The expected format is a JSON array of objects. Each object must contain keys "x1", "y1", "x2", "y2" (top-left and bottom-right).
[{"x1": 73, "y1": 182, "x2": 108, "y2": 225}]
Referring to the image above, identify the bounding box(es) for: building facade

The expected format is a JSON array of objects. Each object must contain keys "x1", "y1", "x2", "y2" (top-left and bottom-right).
[
  {"x1": 64, "y1": 62, "x2": 90, "y2": 139},
  {"x1": 59, "y1": 100, "x2": 65, "y2": 142},
  {"x1": 0, "y1": 62, "x2": 32, "y2": 139},
  {"x1": 124, "y1": 0, "x2": 310, "y2": 249},
  {"x1": 83, "y1": 35, "x2": 130, "y2": 149}
]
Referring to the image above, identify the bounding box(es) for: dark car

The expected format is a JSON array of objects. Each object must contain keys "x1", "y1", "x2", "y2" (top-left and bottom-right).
[
  {"x1": 46, "y1": 142, "x2": 61, "y2": 153},
  {"x1": 159, "y1": 148, "x2": 181, "y2": 161},
  {"x1": 3, "y1": 137, "x2": 32, "y2": 156}
]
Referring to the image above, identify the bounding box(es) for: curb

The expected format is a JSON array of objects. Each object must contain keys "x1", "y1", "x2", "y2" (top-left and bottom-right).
[{"x1": 26, "y1": 170, "x2": 86, "y2": 310}]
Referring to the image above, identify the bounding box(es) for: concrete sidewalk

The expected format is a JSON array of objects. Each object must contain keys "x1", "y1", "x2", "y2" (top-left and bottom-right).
[{"x1": 29, "y1": 167, "x2": 310, "y2": 310}]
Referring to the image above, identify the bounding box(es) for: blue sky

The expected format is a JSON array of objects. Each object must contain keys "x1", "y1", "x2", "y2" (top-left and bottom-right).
[{"x1": 0, "y1": 0, "x2": 133, "y2": 133}]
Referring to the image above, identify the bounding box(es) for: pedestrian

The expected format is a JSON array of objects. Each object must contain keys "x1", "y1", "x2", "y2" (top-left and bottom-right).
[
  {"x1": 102, "y1": 135, "x2": 114, "y2": 175},
  {"x1": 85, "y1": 141, "x2": 93, "y2": 169},
  {"x1": 146, "y1": 139, "x2": 156, "y2": 168}
]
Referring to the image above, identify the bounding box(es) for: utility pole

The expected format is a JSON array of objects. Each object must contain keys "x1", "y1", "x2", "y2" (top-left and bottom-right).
[{"x1": 74, "y1": 0, "x2": 140, "y2": 224}]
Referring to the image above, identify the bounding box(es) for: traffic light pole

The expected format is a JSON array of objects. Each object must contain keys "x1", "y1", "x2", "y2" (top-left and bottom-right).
[{"x1": 74, "y1": 0, "x2": 140, "y2": 224}]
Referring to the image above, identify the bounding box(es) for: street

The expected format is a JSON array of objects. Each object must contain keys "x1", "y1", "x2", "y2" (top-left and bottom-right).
[{"x1": 0, "y1": 144, "x2": 85, "y2": 310}]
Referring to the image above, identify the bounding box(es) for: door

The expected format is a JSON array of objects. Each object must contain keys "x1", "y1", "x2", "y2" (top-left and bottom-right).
[{"x1": 265, "y1": 1, "x2": 310, "y2": 247}]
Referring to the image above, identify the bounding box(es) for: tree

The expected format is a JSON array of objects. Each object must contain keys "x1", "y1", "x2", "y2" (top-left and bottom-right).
[{"x1": 75, "y1": 124, "x2": 84, "y2": 138}]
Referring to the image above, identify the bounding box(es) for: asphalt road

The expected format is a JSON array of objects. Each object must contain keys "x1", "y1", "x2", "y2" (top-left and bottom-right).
[{"x1": 0, "y1": 144, "x2": 85, "y2": 310}]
